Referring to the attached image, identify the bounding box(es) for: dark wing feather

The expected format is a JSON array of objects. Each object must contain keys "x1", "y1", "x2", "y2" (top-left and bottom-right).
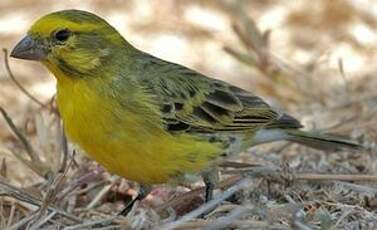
[{"x1": 136, "y1": 53, "x2": 301, "y2": 133}]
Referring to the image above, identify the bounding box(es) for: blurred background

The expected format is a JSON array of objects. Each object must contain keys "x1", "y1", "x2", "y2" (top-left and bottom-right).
[{"x1": 0, "y1": 0, "x2": 377, "y2": 228}]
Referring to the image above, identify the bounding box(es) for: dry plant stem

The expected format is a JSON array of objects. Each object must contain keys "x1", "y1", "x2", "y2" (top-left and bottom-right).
[
  {"x1": 220, "y1": 0, "x2": 277, "y2": 76},
  {"x1": 66, "y1": 195, "x2": 77, "y2": 213},
  {"x1": 56, "y1": 168, "x2": 104, "y2": 200},
  {"x1": 36, "y1": 156, "x2": 75, "y2": 220},
  {"x1": 62, "y1": 216, "x2": 119, "y2": 230},
  {"x1": 157, "y1": 175, "x2": 242, "y2": 212},
  {"x1": 28, "y1": 211, "x2": 57, "y2": 230},
  {"x1": 172, "y1": 219, "x2": 287, "y2": 230},
  {"x1": 205, "y1": 206, "x2": 251, "y2": 230},
  {"x1": 74, "y1": 180, "x2": 107, "y2": 195},
  {"x1": 206, "y1": 204, "x2": 241, "y2": 217},
  {"x1": 222, "y1": 47, "x2": 257, "y2": 68},
  {"x1": 223, "y1": 166, "x2": 377, "y2": 182},
  {"x1": 162, "y1": 178, "x2": 253, "y2": 230},
  {"x1": 0, "y1": 158, "x2": 7, "y2": 178},
  {"x1": 2, "y1": 48, "x2": 45, "y2": 108},
  {"x1": 0, "y1": 106, "x2": 50, "y2": 178},
  {"x1": 334, "y1": 208, "x2": 354, "y2": 228},
  {"x1": 336, "y1": 181, "x2": 377, "y2": 194},
  {"x1": 9, "y1": 212, "x2": 39, "y2": 230},
  {"x1": 95, "y1": 226, "x2": 123, "y2": 230},
  {"x1": 219, "y1": 161, "x2": 261, "y2": 168},
  {"x1": 294, "y1": 174, "x2": 377, "y2": 181},
  {"x1": 86, "y1": 176, "x2": 118, "y2": 209},
  {"x1": 156, "y1": 186, "x2": 205, "y2": 213},
  {"x1": 39, "y1": 172, "x2": 67, "y2": 215},
  {"x1": 0, "y1": 107, "x2": 38, "y2": 162},
  {"x1": 338, "y1": 58, "x2": 352, "y2": 103},
  {"x1": 6, "y1": 201, "x2": 16, "y2": 229},
  {"x1": 220, "y1": 0, "x2": 266, "y2": 52},
  {"x1": 0, "y1": 181, "x2": 81, "y2": 223},
  {"x1": 59, "y1": 125, "x2": 69, "y2": 173},
  {"x1": 293, "y1": 221, "x2": 312, "y2": 230}
]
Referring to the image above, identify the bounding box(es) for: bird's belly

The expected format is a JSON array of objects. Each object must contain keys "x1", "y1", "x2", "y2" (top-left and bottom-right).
[
  {"x1": 67, "y1": 122, "x2": 222, "y2": 184},
  {"x1": 58, "y1": 91, "x2": 222, "y2": 184}
]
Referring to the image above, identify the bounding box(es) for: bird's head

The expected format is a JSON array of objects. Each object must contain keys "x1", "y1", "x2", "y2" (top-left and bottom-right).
[{"x1": 11, "y1": 10, "x2": 132, "y2": 78}]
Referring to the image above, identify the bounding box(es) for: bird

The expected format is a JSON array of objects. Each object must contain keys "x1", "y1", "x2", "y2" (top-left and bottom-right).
[{"x1": 10, "y1": 9, "x2": 360, "y2": 214}]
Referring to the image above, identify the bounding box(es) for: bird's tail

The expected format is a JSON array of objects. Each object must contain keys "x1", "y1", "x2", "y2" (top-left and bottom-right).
[
  {"x1": 284, "y1": 129, "x2": 361, "y2": 151},
  {"x1": 252, "y1": 128, "x2": 361, "y2": 151}
]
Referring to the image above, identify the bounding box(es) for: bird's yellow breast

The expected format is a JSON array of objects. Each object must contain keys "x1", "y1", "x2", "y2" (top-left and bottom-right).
[{"x1": 54, "y1": 74, "x2": 222, "y2": 184}]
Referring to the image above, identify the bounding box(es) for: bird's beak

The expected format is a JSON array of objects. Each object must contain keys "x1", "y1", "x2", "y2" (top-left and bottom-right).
[{"x1": 10, "y1": 35, "x2": 48, "y2": 61}]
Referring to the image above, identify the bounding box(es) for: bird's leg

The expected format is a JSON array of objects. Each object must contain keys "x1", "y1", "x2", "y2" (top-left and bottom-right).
[
  {"x1": 202, "y1": 168, "x2": 219, "y2": 202},
  {"x1": 204, "y1": 177, "x2": 215, "y2": 202},
  {"x1": 119, "y1": 184, "x2": 151, "y2": 216}
]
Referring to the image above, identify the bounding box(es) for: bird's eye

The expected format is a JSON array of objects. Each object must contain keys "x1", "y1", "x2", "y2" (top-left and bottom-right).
[{"x1": 54, "y1": 29, "x2": 71, "y2": 42}]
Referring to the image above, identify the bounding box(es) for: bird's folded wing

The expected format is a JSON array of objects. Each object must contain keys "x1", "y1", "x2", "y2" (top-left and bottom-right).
[{"x1": 138, "y1": 55, "x2": 301, "y2": 133}]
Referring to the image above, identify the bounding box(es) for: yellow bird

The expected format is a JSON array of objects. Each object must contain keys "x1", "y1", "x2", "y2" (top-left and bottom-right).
[{"x1": 11, "y1": 10, "x2": 359, "y2": 212}]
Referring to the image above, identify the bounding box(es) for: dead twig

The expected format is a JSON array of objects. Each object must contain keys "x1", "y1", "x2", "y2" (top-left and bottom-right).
[
  {"x1": 0, "y1": 106, "x2": 50, "y2": 178},
  {"x1": 170, "y1": 219, "x2": 287, "y2": 230},
  {"x1": 157, "y1": 175, "x2": 242, "y2": 213},
  {"x1": 59, "y1": 124, "x2": 69, "y2": 173},
  {"x1": 28, "y1": 211, "x2": 58, "y2": 230},
  {"x1": 0, "y1": 181, "x2": 82, "y2": 224},
  {"x1": 2, "y1": 48, "x2": 45, "y2": 108},
  {"x1": 56, "y1": 167, "x2": 104, "y2": 201},
  {"x1": 294, "y1": 173, "x2": 377, "y2": 182},
  {"x1": 0, "y1": 107, "x2": 39, "y2": 162},
  {"x1": 62, "y1": 216, "x2": 120, "y2": 230},
  {"x1": 223, "y1": 165, "x2": 377, "y2": 182},
  {"x1": 338, "y1": 58, "x2": 352, "y2": 103},
  {"x1": 0, "y1": 158, "x2": 7, "y2": 179},
  {"x1": 29, "y1": 172, "x2": 68, "y2": 228},
  {"x1": 162, "y1": 178, "x2": 253, "y2": 230},
  {"x1": 86, "y1": 175, "x2": 118, "y2": 209},
  {"x1": 205, "y1": 206, "x2": 252, "y2": 230},
  {"x1": 6, "y1": 200, "x2": 16, "y2": 229},
  {"x1": 8, "y1": 212, "x2": 39, "y2": 230}
]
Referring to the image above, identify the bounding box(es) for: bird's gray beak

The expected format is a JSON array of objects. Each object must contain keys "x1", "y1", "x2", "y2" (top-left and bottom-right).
[{"x1": 10, "y1": 35, "x2": 47, "y2": 61}]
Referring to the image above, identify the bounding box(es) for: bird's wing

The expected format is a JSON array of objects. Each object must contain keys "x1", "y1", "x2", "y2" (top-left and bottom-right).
[{"x1": 137, "y1": 54, "x2": 301, "y2": 133}]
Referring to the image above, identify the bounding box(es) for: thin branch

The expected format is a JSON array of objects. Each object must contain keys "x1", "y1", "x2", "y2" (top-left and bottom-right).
[
  {"x1": 219, "y1": 161, "x2": 261, "y2": 168},
  {"x1": 62, "y1": 216, "x2": 119, "y2": 230},
  {"x1": 338, "y1": 58, "x2": 352, "y2": 103},
  {"x1": 0, "y1": 106, "x2": 50, "y2": 178},
  {"x1": 0, "y1": 107, "x2": 38, "y2": 161},
  {"x1": 59, "y1": 124, "x2": 69, "y2": 173},
  {"x1": 294, "y1": 173, "x2": 377, "y2": 182},
  {"x1": 6, "y1": 200, "x2": 16, "y2": 228},
  {"x1": 205, "y1": 206, "x2": 252, "y2": 230},
  {"x1": 2, "y1": 48, "x2": 45, "y2": 108},
  {"x1": 162, "y1": 178, "x2": 253, "y2": 230},
  {"x1": 171, "y1": 220, "x2": 287, "y2": 230},
  {"x1": 156, "y1": 175, "x2": 242, "y2": 213},
  {"x1": 28, "y1": 211, "x2": 58, "y2": 230},
  {"x1": 0, "y1": 181, "x2": 82, "y2": 224},
  {"x1": 86, "y1": 176, "x2": 118, "y2": 209},
  {"x1": 56, "y1": 167, "x2": 104, "y2": 200},
  {"x1": 335, "y1": 181, "x2": 377, "y2": 194},
  {"x1": 0, "y1": 158, "x2": 7, "y2": 178},
  {"x1": 223, "y1": 165, "x2": 377, "y2": 182},
  {"x1": 8, "y1": 212, "x2": 40, "y2": 230}
]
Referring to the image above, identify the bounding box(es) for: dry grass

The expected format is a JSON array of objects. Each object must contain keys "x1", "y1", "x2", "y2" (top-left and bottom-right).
[{"x1": 0, "y1": 0, "x2": 376, "y2": 229}]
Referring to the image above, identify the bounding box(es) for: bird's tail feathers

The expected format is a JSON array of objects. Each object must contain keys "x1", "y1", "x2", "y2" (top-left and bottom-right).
[
  {"x1": 252, "y1": 128, "x2": 361, "y2": 151},
  {"x1": 284, "y1": 129, "x2": 361, "y2": 151}
]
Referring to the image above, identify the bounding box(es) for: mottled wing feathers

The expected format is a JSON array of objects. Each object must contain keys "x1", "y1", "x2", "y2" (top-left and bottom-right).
[{"x1": 136, "y1": 54, "x2": 301, "y2": 133}]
